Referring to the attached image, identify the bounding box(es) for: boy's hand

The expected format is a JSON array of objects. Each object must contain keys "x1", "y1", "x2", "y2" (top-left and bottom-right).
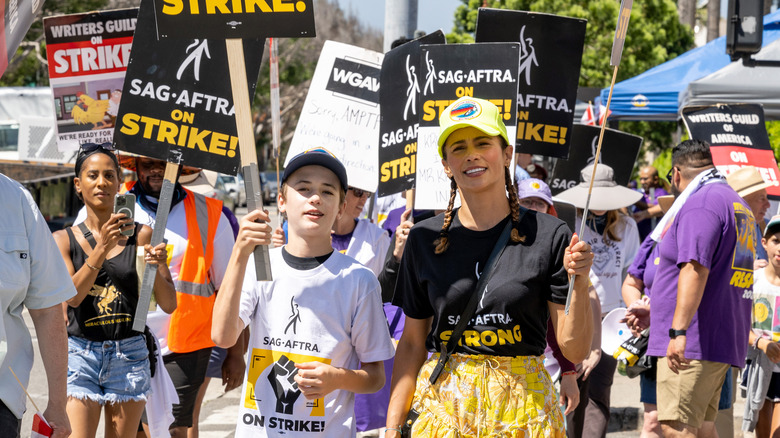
[
  {"x1": 236, "y1": 209, "x2": 272, "y2": 257},
  {"x1": 294, "y1": 361, "x2": 340, "y2": 400}
]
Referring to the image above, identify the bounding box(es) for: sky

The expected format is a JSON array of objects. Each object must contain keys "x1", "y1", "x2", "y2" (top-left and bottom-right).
[{"x1": 334, "y1": 0, "x2": 463, "y2": 36}]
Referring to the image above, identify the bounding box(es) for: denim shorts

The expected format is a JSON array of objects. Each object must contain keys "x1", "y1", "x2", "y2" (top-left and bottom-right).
[{"x1": 67, "y1": 334, "x2": 151, "y2": 404}]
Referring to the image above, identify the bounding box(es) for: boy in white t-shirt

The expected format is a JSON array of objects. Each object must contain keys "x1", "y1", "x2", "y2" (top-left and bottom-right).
[{"x1": 212, "y1": 148, "x2": 395, "y2": 437}]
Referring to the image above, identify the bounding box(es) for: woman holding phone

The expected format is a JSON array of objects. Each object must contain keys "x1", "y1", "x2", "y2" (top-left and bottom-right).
[
  {"x1": 52, "y1": 143, "x2": 176, "y2": 438},
  {"x1": 385, "y1": 98, "x2": 594, "y2": 437}
]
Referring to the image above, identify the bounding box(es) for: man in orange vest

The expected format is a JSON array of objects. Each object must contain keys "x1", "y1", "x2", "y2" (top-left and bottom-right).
[{"x1": 127, "y1": 156, "x2": 236, "y2": 437}]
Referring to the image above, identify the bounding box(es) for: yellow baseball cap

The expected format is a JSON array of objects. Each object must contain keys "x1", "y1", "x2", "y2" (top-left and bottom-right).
[{"x1": 437, "y1": 96, "x2": 510, "y2": 158}]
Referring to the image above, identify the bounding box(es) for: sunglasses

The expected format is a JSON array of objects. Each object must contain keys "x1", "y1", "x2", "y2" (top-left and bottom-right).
[
  {"x1": 348, "y1": 187, "x2": 372, "y2": 198},
  {"x1": 666, "y1": 166, "x2": 676, "y2": 182},
  {"x1": 79, "y1": 142, "x2": 115, "y2": 154}
]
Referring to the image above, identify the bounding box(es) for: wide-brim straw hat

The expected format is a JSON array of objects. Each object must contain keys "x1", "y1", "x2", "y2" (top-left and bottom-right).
[
  {"x1": 555, "y1": 164, "x2": 643, "y2": 211},
  {"x1": 726, "y1": 166, "x2": 773, "y2": 197}
]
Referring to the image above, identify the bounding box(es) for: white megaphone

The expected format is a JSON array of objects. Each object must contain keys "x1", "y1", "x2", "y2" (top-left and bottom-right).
[{"x1": 601, "y1": 307, "x2": 632, "y2": 356}]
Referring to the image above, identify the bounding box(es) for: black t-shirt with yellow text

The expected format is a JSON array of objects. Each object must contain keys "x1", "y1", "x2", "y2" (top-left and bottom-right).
[{"x1": 392, "y1": 209, "x2": 571, "y2": 357}]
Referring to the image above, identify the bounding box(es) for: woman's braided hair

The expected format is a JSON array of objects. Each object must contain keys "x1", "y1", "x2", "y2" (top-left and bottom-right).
[{"x1": 433, "y1": 140, "x2": 525, "y2": 254}]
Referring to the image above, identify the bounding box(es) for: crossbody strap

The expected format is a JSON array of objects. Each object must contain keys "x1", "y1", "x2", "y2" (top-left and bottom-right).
[
  {"x1": 77, "y1": 222, "x2": 98, "y2": 249},
  {"x1": 428, "y1": 210, "x2": 525, "y2": 385}
]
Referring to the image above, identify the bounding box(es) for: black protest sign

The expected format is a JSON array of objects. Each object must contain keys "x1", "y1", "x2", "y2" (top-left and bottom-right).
[
  {"x1": 377, "y1": 31, "x2": 445, "y2": 197},
  {"x1": 682, "y1": 104, "x2": 780, "y2": 199},
  {"x1": 415, "y1": 42, "x2": 519, "y2": 210},
  {"x1": 114, "y1": 0, "x2": 264, "y2": 175},
  {"x1": 1, "y1": 0, "x2": 43, "y2": 78},
  {"x1": 152, "y1": 0, "x2": 315, "y2": 39},
  {"x1": 549, "y1": 124, "x2": 642, "y2": 196},
  {"x1": 475, "y1": 8, "x2": 586, "y2": 159}
]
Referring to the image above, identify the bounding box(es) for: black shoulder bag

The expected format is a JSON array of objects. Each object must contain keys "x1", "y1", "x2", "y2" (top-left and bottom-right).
[{"x1": 401, "y1": 215, "x2": 520, "y2": 436}]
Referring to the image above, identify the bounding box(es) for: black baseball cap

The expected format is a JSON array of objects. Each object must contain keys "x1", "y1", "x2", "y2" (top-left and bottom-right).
[{"x1": 282, "y1": 148, "x2": 348, "y2": 193}]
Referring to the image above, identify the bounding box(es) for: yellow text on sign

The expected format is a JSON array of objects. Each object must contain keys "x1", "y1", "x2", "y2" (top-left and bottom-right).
[
  {"x1": 380, "y1": 143, "x2": 416, "y2": 183},
  {"x1": 119, "y1": 111, "x2": 238, "y2": 157},
  {"x1": 162, "y1": 0, "x2": 307, "y2": 15},
  {"x1": 422, "y1": 99, "x2": 513, "y2": 122}
]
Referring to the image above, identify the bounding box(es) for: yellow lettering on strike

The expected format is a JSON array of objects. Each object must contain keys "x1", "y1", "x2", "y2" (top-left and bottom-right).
[{"x1": 162, "y1": 0, "x2": 183, "y2": 15}]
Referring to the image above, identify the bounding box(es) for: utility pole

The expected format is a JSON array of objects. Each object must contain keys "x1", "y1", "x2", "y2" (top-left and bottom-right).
[
  {"x1": 678, "y1": 0, "x2": 697, "y2": 28},
  {"x1": 383, "y1": 0, "x2": 418, "y2": 52},
  {"x1": 707, "y1": 0, "x2": 720, "y2": 41}
]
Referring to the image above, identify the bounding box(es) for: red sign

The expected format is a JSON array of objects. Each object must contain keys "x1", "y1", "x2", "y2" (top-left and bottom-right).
[{"x1": 711, "y1": 146, "x2": 780, "y2": 198}]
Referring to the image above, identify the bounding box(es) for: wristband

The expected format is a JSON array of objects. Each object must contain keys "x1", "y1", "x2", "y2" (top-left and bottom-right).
[
  {"x1": 754, "y1": 336, "x2": 763, "y2": 349},
  {"x1": 562, "y1": 370, "x2": 577, "y2": 376},
  {"x1": 384, "y1": 426, "x2": 402, "y2": 435},
  {"x1": 85, "y1": 260, "x2": 101, "y2": 271}
]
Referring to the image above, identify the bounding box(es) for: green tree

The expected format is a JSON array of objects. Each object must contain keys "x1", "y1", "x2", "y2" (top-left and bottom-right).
[
  {"x1": 449, "y1": 0, "x2": 694, "y2": 156},
  {"x1": 768, "y1": 121, "x2": 780, "y2": 162}
]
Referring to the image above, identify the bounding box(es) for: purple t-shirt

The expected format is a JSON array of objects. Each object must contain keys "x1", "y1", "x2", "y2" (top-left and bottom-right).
[
  {"x1": 637, "y1": 186, "x2": 670, "y2": 240},
  {"x1": 628, "y1": 234, "x2": 662, "y2": 297},
  {"x1": 648, "y1": 183, "x2": 755, "y2": 367}
]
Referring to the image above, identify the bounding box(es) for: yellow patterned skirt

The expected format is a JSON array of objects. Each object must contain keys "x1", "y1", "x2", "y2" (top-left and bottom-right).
[{"x1": 408, "y1": 353, "x2": 565, "y2": 437}]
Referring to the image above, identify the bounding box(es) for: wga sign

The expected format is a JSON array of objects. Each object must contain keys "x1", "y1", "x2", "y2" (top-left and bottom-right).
[{"x1": 326, "y1": 58, "x2": 380, "y2": 104}]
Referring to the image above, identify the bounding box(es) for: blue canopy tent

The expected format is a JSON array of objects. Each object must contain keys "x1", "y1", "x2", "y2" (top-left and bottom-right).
[{"x1": 599, "y1": 9, "x2": 780, "y2": 121}]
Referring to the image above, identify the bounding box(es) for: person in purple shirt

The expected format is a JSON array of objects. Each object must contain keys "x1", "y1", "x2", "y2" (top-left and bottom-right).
[
  {"x1": 633, "y1": 166, "x2": 670, "y2": 241},
  {"x1": 648, "y1": 139, "x2": 755, "y2": 438}
]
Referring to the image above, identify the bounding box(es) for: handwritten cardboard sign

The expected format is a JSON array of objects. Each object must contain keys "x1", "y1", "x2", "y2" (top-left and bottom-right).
[{"x1": 287, "y1": 40, "x2": 383, "y2": 192}]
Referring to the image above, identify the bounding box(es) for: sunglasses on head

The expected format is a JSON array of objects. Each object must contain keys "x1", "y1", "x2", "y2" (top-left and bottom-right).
[
  {"x1": 79, "y1": 142, "x2": 115, "y2": 154},
  {"x1": 348, "y1": 187, "x2": 371, "y2": 198}
]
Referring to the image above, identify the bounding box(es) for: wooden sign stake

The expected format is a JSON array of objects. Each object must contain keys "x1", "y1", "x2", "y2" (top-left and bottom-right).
[
  {"x1": 226, "y1": 38, "x2": 273, "y2": 281},
  {"x1": 565, "y1": 0, "x2": 633, "y2": 315},
  {"x1": 133, "y1": 160, "x2": 179, "y2": 331}
]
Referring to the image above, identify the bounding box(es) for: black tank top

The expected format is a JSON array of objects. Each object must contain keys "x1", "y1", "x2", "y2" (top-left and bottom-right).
[{"x1": 65, "y1": 224, "x2": 141, "y2": 341}]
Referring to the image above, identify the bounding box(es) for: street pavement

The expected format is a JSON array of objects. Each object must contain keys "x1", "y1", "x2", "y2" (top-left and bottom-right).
[{"x1": 17, "y1": 204, "x2": 752, "y2": 437}]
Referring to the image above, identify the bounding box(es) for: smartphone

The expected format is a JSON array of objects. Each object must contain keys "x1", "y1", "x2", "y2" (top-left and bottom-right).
[{"x1": 114, "y1": 193, "x2": 136, "y2": 236}]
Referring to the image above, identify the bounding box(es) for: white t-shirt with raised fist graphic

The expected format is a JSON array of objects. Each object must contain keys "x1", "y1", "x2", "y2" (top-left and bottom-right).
[{"x1": 236, "y1": 248, "x2": 395, "y2": 437}]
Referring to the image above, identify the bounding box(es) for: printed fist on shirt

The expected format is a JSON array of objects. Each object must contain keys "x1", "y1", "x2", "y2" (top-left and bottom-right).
[{"x1": 267, "y1": 355, "x2": 301, "y2": 414}]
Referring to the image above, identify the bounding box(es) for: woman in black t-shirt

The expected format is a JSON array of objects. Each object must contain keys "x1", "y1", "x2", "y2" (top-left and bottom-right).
[
  {"x1": 52, "y1": 143, "x2": 176, "y2": 438},
  {"x1": 384, "y1": 98, "x2": 594, "y2": 437}
]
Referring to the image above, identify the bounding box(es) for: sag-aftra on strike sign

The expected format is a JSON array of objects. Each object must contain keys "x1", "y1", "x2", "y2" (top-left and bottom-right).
[{"x1": 154, "y1": 0, "x2": 315, "y2": 39}]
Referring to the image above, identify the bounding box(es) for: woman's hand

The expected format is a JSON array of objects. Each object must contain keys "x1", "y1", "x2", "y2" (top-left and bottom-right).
[
  {"x1": 559, "y1": 372, "x2": 580, "y2": 415},
  {"x1": 96, "y1": 212, "x2": 132, "y2": 252},
  {"x1": 564, "y1": 233, "x2": 593, "y2": 278}
]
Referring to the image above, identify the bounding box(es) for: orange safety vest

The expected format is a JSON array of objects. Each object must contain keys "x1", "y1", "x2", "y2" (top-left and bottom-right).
[
  {"x1": 123, "y1": 181, "x2": 224, "y2": 353},
  {"x1": 169, "y1": 188, "x2": 223, "y2": 353}
]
